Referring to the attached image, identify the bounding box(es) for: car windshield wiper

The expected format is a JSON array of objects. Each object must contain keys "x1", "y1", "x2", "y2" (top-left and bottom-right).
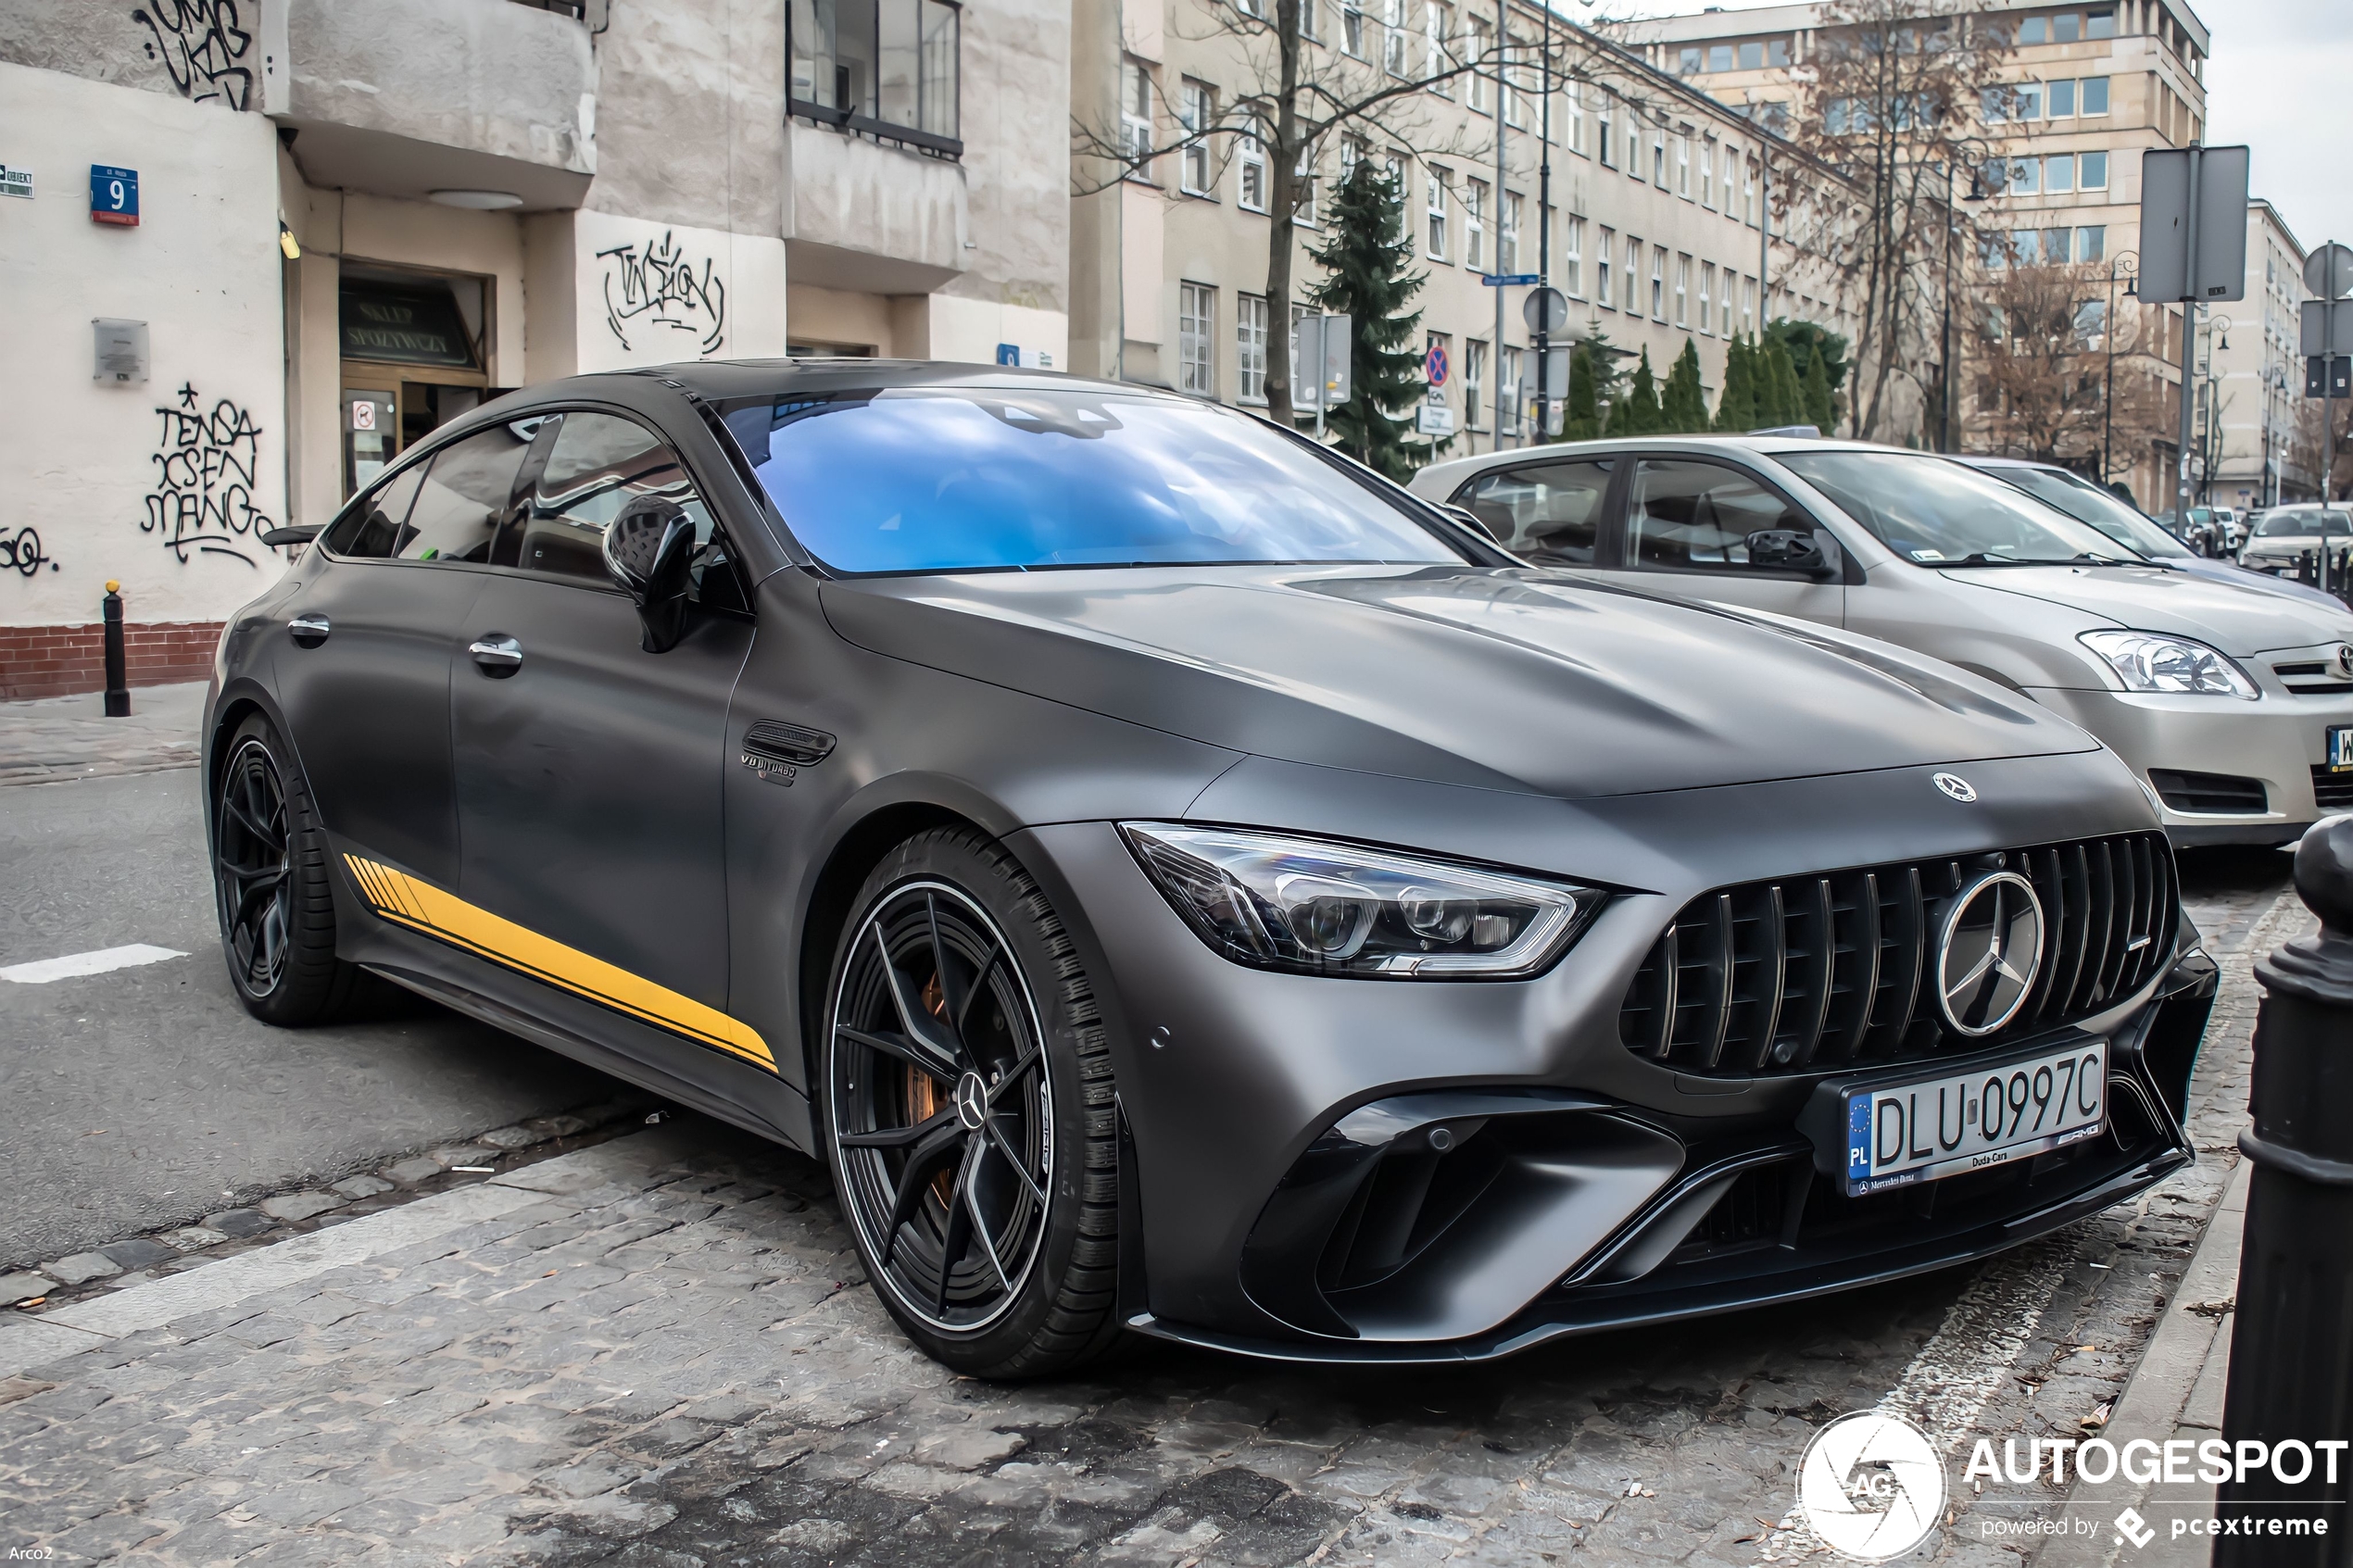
[{"x1": 1939, "y1": 552, "x2": 2141, "y2": 568}]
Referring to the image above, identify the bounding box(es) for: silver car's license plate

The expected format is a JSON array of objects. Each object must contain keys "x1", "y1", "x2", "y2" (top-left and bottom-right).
[
  {"x1": 1843, "y1": 1040, "x2": 2108, "y2": 1196},
  {"x1": 2329, "y1": 725, "x2": 2353, "y2": 772}
]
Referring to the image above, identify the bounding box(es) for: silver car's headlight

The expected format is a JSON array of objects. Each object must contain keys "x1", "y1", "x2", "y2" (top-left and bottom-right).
[
  {"x1": 1120, "y1": 823, "x2": 1604, "y2": 978},
  {"x1": 2078, "y1": 630, "x2": 2259, "y2": 700}
]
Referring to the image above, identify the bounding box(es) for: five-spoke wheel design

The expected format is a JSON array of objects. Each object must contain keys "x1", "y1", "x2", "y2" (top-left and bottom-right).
[
  {"x1": 215, "y1": 736, "x2": 294, "y2": 998},
  {"x1": 828, "y1": 880, "x2": 1055, "y2": 1335}
]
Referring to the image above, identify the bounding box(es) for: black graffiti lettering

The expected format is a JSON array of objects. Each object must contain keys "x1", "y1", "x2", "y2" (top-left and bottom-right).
[
  {"x1": 131, "y1": 0, "x2": 254, "y2": 109},
  {"x1": 140, "y1": 383, "x2": 274, "y2": 568},
  {"x1": 1, "y1": 526, "x2": 52, "y2": 580},
  {"x1": 598, "y1": 232, "x2": 727, "y2": 355}
]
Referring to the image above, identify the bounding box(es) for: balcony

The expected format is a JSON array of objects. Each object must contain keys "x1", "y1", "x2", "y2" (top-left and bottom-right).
[{"x1": 264, "y1": 0, "x2": 597, "y2": 210}]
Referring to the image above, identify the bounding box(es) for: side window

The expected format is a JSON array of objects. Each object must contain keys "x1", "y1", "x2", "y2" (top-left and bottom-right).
[
  {"x1": 1628, "y1": 459, "x2": 1813, "y2": 572},
  {"x1": 519, "y1": 412, "x2": 715, "y2": 585},
  {"x1": 321, "y1": 459, "x2": 429, "y2": 559},
  {"x1": 396, "y1": 424, "x2": 535, "y2": 565},
  {"x1": 1454, "y1": 459, "x2": 1613, "y2": 565}
]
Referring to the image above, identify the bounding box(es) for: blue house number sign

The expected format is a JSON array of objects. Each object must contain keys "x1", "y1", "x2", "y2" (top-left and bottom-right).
[{"x1": 91, "y1": 165, "x2": 139, "y2": 227}]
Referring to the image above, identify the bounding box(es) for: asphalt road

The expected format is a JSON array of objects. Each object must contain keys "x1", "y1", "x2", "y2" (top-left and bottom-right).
[{"x1": 0, "y1": 765, "x2": 622, "y2": 1272}]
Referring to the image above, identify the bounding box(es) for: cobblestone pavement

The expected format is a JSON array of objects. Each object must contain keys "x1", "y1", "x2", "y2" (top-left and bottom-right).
[
  {"x1": 0, "y1": 859, "x2": 2304, "y2": 1567},
  {"x1": 0, "y1": 684, "x2": 206, "y2": 787}
]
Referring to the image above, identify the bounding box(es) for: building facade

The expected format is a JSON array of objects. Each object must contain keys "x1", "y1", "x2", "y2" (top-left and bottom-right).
[
  {"x1": 1, "y1": 0, "x2": 1068, "y2": 698},
  {"x1": 1614, "y1": 0, "x2": 2212, "y2": 508},
  {"x1": 2204, "y1": 199, "x2": 2312, "y2": 508},
  {"x1": 1069, "y1": 0, "x2": 1861, "y2": 454}
]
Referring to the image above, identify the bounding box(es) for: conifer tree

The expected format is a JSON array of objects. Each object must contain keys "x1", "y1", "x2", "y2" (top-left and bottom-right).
[
  {"x1": 1607, "y1": 346, "x2": 1663, "y2": 435},
  {"x1": 1302, "y1": 162, "x2": 1432, "y2": 478},
  {"x1": 1661, "y1": 339, "x2": 1708, "y2": 433},
  {"x1": 1565, "y1": 344, "x2": 1601, "y2": 441},
  {"x1": 1713, "y1": 336, "x2": 1758, "y2": 433},
  {"x1": 1799, "y1": 350, "x2": 1835, "y2": 433},
  {"x1": 1756, "y1": 340, "x2": 1804, "y2": 428}
]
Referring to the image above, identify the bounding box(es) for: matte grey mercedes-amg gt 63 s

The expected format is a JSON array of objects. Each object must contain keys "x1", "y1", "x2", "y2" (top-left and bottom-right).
[{"x1": 208, "y1": 361, "x2": 2217, "y2": 1374}]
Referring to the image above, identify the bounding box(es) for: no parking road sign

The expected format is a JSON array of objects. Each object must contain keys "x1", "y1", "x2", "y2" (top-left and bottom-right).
[{"x1": 1426, "y1": 343, "x2": 1449, "y2": 387}]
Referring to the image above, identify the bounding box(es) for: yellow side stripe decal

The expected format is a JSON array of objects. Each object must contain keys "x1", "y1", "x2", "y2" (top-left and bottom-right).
[{"x1": 343, "y1": 854, "x2": 774, "y2": 1072}]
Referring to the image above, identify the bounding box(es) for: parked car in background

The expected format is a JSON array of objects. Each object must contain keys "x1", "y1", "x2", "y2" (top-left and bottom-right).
[
  {"x1": 2210, "y1": 508, "x2": 2246, "y2": 554},
  {"x1": 208, "y1": 364, "x2": 2213, "y2": 1372},
  {"x1": 2181, "y1": 507, "x2": 2222, "y2": 558},
  {"x1": 1956, "y1": 457, "x2": 2346, "y2": 611},
  {"x1": 1415, "y1": 436, "x2": 2353, "y2": 847},
  {"x1": 2239, "y1": 505, "x2": 2353, "y2": 576}
]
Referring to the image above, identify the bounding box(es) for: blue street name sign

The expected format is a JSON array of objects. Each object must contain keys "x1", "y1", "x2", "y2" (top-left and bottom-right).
[{"x1": 1482, "y1": 272, "x2": 1540, "y2": 286}]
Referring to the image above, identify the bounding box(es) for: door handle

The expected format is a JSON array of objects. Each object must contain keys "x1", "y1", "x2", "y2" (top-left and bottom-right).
[
  {"x1": 468, "y1": 633, "x2": 522, "y2": 675},
  {"x1": 286, "y1": 614, "x2": 330, "y2": 647}
]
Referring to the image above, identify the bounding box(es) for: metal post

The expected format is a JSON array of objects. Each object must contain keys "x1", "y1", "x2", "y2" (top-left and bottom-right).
[
  {"x1": 1758, "y1": 141, "x2": 1770, "y2": 344},
  {"x1": 1491, "y1": 0, "x2": 1508, "y2": 452},
  {"x1": 2172, "y1": 145, "x2": 2203, "y2": 533},
  {"x1": 2213, "y1": 816, "x2": 2353, "y2": 1562},
  {"x1": 102, "y1": 581, "x2": 129, "y2": 718},
  {"x1": 1533, "y1": 6, "x2": 1551, "y2": 442},
  {"x1": 1939, "y1": 161, "x2": 1955, "y2": 453},
  {"x1": 2104, "y1": 261, "x2": 2119, "y2": 485}
]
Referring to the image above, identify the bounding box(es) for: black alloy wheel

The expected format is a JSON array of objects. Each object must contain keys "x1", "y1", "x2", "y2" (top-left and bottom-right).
[
  {"x1": 211, "y1": 713, "x2": 365, "y2": 1024},
  {"x1": 824, "y1": 828, "x2": 1123, "y2": 1376}
]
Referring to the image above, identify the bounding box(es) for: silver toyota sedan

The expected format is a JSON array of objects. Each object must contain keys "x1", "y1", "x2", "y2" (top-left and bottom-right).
[{"x1": 1413, "y1": 436, "x2": 2353, "y2": 847}]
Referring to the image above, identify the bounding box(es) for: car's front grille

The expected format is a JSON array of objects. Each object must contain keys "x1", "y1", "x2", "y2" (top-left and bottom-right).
[
  {"x1": 2272, "y1": 661, "x2": 2353, "y2": 696},
  {"x1": 2313, "y1": 767, "x2": 2353, "y2": 810},
  {"x1": 1617, "y1": 832, "x2": 2176, "y2": 1078},
  {"x1": 2147, "y1": 770, "x2": 2268, "y2": 814}
]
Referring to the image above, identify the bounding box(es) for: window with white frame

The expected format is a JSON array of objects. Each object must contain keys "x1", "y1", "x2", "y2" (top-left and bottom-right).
[
  {"x1": 1741, "y1": 274, "x2": 1755, "y2": 336},
  {"x1": 1237, "y1": 292, "x2": 1268, "y2": 403},
  {"x1": 1339, "y1": 136, "x2": 1363, "y2": 185},
  {"x1": 1179, "y1": 282, "x2": 1214, "y2": 395},
  {"x1": 1427, "y1": 2, "x2": 1452, "y2": 93},
  {"x1": 2081, "y1": 149, "x2": 2108, "y2": 190},
  {"x1": 1499, "y1": 347, "x2": 1523, "y2": 433},
  {"x1": 1597, "y1": 225, "x2": 1614, "y2": 307},
  {"x1": 1623, "y1": 233, "x2": 1641, "y2": 312},
  {"x1": 1466, "y1": 19, "x2": 1489, "y2": 112},
  {"x1": 1719, "y1": 274, "x2": 1732, "y2": 336},
  {"x1": 1121, "y1": 60, "x2": 1154, "y2": 171},
  {"x1": 1564, "y1": 216, "x2": 1584, "y2": 297},
  {"x1": 1466, "y1": 178, "x2": 1487, "y2": 270},
  {"x1": 1503, "y1": 36, "x2": 1526, "y2": 127},
  {"x1": 1676, "y1": 132, "x2": 1691, "y2": 197},
  {"x1": 1596, "y1": 96, "x2": 1612, "y2": 165},
  {"x1": 1383, "y1": 0, "x2": 1406, "y2": 76},
  {"x1": 1239, "y1": 119, "x2": 1267, "y2": 211},
  {"x1": 1426, "y1": 166, "x2": 1449, "y2": 259},
  {"x1": 1743, "y1": 157, "x2": 1757, "y2": 224},
  {"x1": 1179, "y1": 81, "x2": 1214, "y2": 195},
  {"x1": 1299, "y1": 0, "x2": 1319, "y2": 39},
  {"x1": 1501, "y1": 191, "x2": 1521, "y2": 274},
  {"x1": 1341, "y1": 0, "x2": 1365, "y2": 58},
  {"x1": 1700, "y1": 138, "x2": 1715, "y2": 207},
  {"x1": 1465, "y1": 338, "x2": 1488, "y2": 428},
  {"x1": 1652, "y1": 130, "x2": 1666, "y2": 186},
  {"x1": 1650, "y1": 245, "x2": 1666, "y2": 319},
  {"x1": 1699, "y1": 263, "x2": 1714, "y2": 333},
  {"x1": 1566, "y1": 87, "x2": 1586, "y2": 154},
  {"x1": 1294, "y1": 144, "x2": 1319, "y2": 225},
  {"x1": 1674, "y1": 254, "x2": 1691, "y2": 325}
]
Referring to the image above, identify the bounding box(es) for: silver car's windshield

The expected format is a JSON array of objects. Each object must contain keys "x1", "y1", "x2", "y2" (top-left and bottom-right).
[
  {"x1": 1779, "y1": 450, "x2": 2135, "y2": 566},
  {"x1": 2256, "y1": 508, "x2": 2353, "y2": 538},
  {"x1": 1986, "y1": 465, "x2": 2190, "y2": 560}
]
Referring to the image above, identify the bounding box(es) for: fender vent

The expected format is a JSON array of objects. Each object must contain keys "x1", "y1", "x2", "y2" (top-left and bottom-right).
[{"x1": 742, "y1": 721, "x2": 836, "y2": 769}]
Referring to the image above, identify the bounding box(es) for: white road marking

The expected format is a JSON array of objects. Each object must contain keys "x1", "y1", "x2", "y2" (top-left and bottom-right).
[{"x1": 0, "y1": 944, "x2": 187, "y2": 985}]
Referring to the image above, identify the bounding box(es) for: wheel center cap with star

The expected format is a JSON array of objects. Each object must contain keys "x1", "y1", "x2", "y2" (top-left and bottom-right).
[{"x1": 954, "y1": 1071, "x2": 989, "y2": 1130}]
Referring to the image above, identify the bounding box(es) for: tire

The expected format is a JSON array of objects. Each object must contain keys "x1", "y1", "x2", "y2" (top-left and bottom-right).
[
  {"x1": 211, "y1": 713, "x2": 368, "y2": 1025},
  {"x1": 820, "y1": 826, "x2": 1125, "y2": 1377}
]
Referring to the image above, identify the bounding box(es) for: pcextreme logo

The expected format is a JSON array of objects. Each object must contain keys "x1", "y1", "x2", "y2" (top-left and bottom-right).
[{"x1": 1795, "y1": 1411, "x2": 1947, "y2": 1561}]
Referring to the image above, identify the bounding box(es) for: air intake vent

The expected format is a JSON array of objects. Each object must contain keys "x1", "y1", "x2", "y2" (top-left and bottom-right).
[
  {"x1": 742, "y1": 721, "x2": 836, "y2": 769},
  {"x1": 2315, "y1": 767, "x2": 2353, "y2": 811},
  {"x1": 1618, "y1": 832, "x2": 2175, "y2": 1078},
  {"x1": 2147, "y1": 770, "x2": 2267, "y2": 814}
]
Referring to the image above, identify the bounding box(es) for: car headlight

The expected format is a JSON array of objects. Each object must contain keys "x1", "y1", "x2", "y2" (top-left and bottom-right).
[
  {"x1": 2078, "y1": 630, "x2": 2259, "y2": 700},
  {"x1": 1120, "y1": 823, "x2": 1604, "y2": 978}
]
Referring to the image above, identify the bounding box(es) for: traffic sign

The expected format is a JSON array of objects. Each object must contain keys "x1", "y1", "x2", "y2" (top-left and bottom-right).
[
  {"x1": 2304, "y1": 299, "x2": 2353, "y2": 358},
  {"x1": 1290, "y1": 314, "x2": 1352, "y2": 411},
  {"x1": 2137, "y1": 145, "x2": 2248, "y2": 302},
  {"x1": 2310, "y1": 356, "x2": 2352, "y2": 399},
  {"x1": 1522, "y1": 287, "x2": 1569, "y2": 334},
  {"x1": 1481, "y1": 272, "x2": 1541, "y2": 287},
  {"x1": 2304, "y1": 243, "x2": 2353, "y2": 302},
  {"x1": 1425, "y1": 342, "x2": 1449, "y2": 386}
]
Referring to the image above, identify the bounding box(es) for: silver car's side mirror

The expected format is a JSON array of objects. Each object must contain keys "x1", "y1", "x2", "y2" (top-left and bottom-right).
[
  {"x1": 1746, "y1": 528, "x2": 1841, "y2": 580},
  {"x1": 603, "y1": 496, "x2": 698, "y2": 653}
]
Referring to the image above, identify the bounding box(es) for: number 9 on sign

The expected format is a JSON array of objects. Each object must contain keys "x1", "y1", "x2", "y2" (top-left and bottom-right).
[{"x1": 89, "y1": 164, "x2": 139, "y2": 227}]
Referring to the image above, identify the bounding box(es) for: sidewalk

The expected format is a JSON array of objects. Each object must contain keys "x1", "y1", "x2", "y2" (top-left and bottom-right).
[{"x1": 0, "y1": 683, "x2": 207, "y2": 786}]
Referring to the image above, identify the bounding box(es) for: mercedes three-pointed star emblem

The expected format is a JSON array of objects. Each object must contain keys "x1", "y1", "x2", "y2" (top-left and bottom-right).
[{"x1": 1936, "y1": 871, "x2": 2045, "y2": 1036}]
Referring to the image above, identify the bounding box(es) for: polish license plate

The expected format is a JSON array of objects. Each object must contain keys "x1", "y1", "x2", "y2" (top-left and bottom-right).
[
  {"x1": 1842, "y1": 1040, "x2": 2108, "y2": 1196},
  {"x1": 2328, "y1": 726, "x2": 2353, "y2": 772}
]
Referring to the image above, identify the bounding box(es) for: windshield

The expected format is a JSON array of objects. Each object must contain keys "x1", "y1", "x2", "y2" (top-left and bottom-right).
[
  {"x1": 1987, "y1": 465, "x2": 2190, "y2": 559},
  {"x1": 2256, "y1": 509, "x2": 2353, "y2": 538},
  {"x1": 717, "y1": 388, "x2": 1466, "y2": 573},
  {"x1": 1779, "y1": 450, "x2": 2134, "y2": 566}
]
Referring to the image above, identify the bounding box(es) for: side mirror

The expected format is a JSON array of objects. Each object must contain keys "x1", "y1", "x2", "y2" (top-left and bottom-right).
[
  {"x1": 603, "y1": 496, "x2": 698, "y2": 653},
  {"x1": 1746, "y1": 527, "x2": 1839, "y2": 579}
]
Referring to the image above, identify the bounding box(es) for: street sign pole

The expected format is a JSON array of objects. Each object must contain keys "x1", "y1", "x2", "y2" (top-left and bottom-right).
[
  {"x1": 2139, "y1": 144, "x2": 2250, "y2": 532},
  {"x1": 2172, "y1": 149, "x2": 2201, "y2": 533},
  {"x1": 2303, "y1": 245, "x2": 2353, "y2": 505}
]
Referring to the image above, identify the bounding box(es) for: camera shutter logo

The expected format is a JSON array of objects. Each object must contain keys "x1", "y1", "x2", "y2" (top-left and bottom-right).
[
  {"x1": 1795, "y1": 1411, "x2": 1946, "y2": 1561},
  {"x1": 1935, "y1": 872, "x2": 2045, "y2": 1036}
]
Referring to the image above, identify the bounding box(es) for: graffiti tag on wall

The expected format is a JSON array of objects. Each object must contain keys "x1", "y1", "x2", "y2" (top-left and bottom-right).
[
  {"x1": 598, "y1": 232, "x2": 727, "y2": 355},
  {"x1": 131, "y1": 0, "x2": 254, "y2": 109},
  {"x1": 143, "y1": 384, "x2": 276, "y2": 567},
  {"x1": 2, "y1": 527, "x2": 54, "y2": 580}
]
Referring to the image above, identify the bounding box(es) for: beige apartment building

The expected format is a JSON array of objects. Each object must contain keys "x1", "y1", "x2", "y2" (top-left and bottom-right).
[
  {"x1": 2204, "y1": 199, "x2": 2314, "y2": 508},
  {"x1": 1614, "y1": 0, "x2": 2212, "y2": 508},
  {"x1": 1, "y1": 0, "x2": 1067, "y2": 697},
  {"x1": 1069, "y1": 0, "x2": 1863, "y2": 453}
]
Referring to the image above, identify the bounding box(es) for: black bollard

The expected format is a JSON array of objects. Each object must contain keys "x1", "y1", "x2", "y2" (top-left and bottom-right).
[
  {"x1": 101, "y1": 580, "x2": 130, "y2": 718},
  {"x1": 2213, "y1": 814, "x2": 2353, "y2": 1564}
]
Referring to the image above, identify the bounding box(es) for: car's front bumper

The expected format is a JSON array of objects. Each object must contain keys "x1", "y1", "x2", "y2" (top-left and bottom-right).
[
  {"x1": 2022, "y1": 684, "x2": 2353, "y2": 847},
  {"x1": 1011, "y1": 749, "x2": 2206, "y2": 1362}
]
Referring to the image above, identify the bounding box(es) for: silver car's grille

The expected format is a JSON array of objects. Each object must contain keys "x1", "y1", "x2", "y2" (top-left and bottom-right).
[{"x1": 1617, "y1": 832, "x2": 2176, "y2": 1078}]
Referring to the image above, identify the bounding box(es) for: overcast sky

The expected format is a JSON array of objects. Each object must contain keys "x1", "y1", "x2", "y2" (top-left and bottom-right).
[{"x1": 1588, "y1": 0, "x2": 2351, "y2": 261}]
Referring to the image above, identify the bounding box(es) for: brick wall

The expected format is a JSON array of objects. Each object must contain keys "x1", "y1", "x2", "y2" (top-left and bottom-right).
[{"x1": 0, "y1": 622, "x2": 225, "y2": 701}]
